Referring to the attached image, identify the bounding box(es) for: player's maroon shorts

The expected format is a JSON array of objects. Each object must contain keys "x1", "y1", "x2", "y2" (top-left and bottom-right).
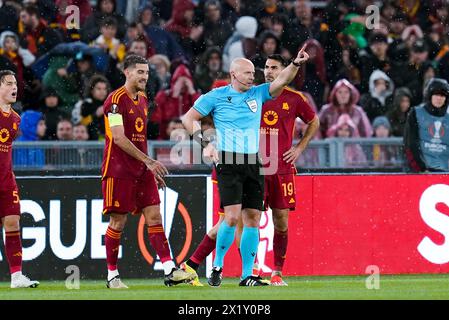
[
  {"x1": 0, "y1": 187, "x2": 21, "y2": 219},
  {"x1": 102, "y1": 170, "x2": 160, "y2": 215},
  {"x1": 264, "y1": 172, "x2": 296, "y2": 211}
]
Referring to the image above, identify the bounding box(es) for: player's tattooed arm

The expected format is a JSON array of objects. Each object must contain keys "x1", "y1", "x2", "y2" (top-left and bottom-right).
[{"x1": 283, "y1": 115, "x2": 320, "y2": 164}]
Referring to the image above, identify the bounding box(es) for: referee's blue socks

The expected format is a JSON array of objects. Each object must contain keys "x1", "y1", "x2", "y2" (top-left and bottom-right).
[
  {"x1": 213, "y1": 221, "x2": 236, "y2": 268},
  {"x1": 240, "y1": 226, "x2": 259, "y2": 279}
]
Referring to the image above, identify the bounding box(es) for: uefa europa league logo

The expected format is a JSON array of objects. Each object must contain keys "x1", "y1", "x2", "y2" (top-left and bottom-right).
[{"x1": 434, "y1": 121, "x2": 442, "y2": 139}]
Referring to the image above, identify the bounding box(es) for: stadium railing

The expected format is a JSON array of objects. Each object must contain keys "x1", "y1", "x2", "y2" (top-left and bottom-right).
[{"x1": 12, "y1": 138, "x2": 405, "y2": 172}]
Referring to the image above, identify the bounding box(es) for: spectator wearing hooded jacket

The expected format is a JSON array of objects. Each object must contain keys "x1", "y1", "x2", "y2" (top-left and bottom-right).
[
  {"x1": 13, "y1": 110, "x2": 46, "y2": 167},
  {"x1": 152, "y1": 64, "x2": 201, "y2": 139},
  {"x1": 319, "y1": 79, "x2": 373, "y2": 138},
  {"x1": 0, "y1": 31, "x2": 35, "y2": 101},
  {"x1": 359, "y1": 69, "x2": 395, "y2": 122},
  {"x1": 404, "y1": 78, "x2": 449, "y2": 172},
  {"x1": 326, "y1": 113, "x2": 368, "y2": 167},
  {"x1": 42, "y1": 55, "x2": 80, "y2": 114},
  {"x1": 222, "y1": 15, "x2": 258, "y2": 72},
  {"x1": 163, "y1": 0, "x2": 203, "y2": 59},
  {"x1": 386, "y1": 87, "x2": 413, "y2": 137}
]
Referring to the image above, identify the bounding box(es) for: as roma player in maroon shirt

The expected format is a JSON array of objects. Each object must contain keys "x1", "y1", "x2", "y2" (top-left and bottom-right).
[
  {"x1": 101, "y1": 55, "x2": 194, "y2": 288},
  {"x1": 0, "y1": 70, "x2": 39, "y2": 288}
]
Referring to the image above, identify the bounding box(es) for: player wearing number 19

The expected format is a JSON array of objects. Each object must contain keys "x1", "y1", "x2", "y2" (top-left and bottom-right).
[{"x1": 0, "y1": 70, "x2": 39, "y2": 288}]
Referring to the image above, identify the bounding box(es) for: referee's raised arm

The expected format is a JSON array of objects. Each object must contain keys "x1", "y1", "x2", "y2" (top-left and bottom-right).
[{"x1": 269, "y1": 45, "x2": 310, "y2": 98}]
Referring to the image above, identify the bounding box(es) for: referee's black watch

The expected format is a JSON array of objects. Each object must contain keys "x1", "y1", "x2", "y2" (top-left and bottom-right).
[
  {"x1": 291, "y1": 60, "x2": 301, "y2": 67},
  {"x1": 193, "y1": 132, "x2": 214, "y2": 148}
]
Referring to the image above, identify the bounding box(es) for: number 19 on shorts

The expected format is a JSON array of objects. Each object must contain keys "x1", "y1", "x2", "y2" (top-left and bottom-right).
[{"x1": 282, "y1": 182, "x2": 294, "y2": 197}]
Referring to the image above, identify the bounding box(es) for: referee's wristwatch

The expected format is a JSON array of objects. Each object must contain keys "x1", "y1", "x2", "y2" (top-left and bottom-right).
[
  {"x1": 291, "y1": 60, "x2": 301, "y2": 67},
  {"x1": 194, "y1": 132, "x2": 214, "y2": 148}
]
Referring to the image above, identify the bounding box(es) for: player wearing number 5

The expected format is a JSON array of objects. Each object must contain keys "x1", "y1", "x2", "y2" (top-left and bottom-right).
[{"x1": 0, "y1": 70, "x2": 39, "y2": 288}]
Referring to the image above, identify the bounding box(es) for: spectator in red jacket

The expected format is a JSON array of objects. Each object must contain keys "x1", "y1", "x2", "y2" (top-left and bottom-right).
[{"x1": 152, "y1": 63, "x2": 201, "y2": 139}]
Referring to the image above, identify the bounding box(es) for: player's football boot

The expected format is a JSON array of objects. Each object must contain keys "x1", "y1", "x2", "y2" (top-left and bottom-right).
[
  {"x1": 106, "y1": 276, "x2": 129, "y2": 289},
  {"x1": 270, "y1": 274, "x2": 288, "y2": 286},
  {"x1": 10, "y1": 273, "x2": 39, "y2": 288},
  {"x1": 180, "y1": 261, "x2": 204, "y2": 287},
  {"x1": 239, "y1": 275, "x2": 269, "y2": 287},
  {"x1": 207, "y1": 266, "x2": 223, "y2": 287},
  {"x1": 164, "y1": 267, "x2": 196, "y2": 287}
]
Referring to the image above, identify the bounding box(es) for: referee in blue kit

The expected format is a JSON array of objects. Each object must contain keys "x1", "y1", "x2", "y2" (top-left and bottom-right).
[{"x1": 182, "y1": 46, "x2": 309, "y2": 286}]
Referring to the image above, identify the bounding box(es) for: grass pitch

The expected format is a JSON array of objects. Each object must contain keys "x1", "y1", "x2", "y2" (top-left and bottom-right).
[{"x1": 0, "y1": 275, "x2": 448, "y2": 300}]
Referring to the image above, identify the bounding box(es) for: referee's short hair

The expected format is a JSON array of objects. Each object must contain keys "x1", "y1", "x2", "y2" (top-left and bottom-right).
[
  {"x1": 267, "y1": 54, "x2": 289, "y2": 68},
  {"x1": 0, "y1": 70, "x2": 16, "y2": 84},
  {"x1": 124, "y1": 54, "x2": 148, "y2": 70}
]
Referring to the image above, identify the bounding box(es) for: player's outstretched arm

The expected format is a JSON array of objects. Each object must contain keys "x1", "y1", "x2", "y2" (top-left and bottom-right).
[
  {"x1": 283, "y1": 115, "x2": 320, "y2": 164},
  {"x1": 269, "y1": 45, "x2": 309, "y2": 98},
  {"x1": 110, "y1": 125, "x2": 168, "y2": 179}
]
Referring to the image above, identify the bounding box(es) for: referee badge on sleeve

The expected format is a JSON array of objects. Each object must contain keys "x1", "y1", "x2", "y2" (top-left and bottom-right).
[
  {"x1": 246, "y1": 99, "x2": 258, "y2": 113},
  {"x1": 111, "y1": 104, "x2": 119, "y2": 114}
]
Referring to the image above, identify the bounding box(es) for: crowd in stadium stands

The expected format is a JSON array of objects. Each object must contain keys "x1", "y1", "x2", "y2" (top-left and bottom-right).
[{"x1": 1, "y1": 0, "x2": 448, "y2": 166}]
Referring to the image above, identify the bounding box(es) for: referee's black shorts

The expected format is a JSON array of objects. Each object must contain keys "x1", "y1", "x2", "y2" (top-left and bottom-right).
[{"x1": 215, "y1": 152, "x2": 264, "y2": 211}]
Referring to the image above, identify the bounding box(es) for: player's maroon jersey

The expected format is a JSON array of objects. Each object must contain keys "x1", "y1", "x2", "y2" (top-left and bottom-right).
[
  {"x1": 260, "y1": 87, "x2": 315, "y2": 174},
  {"x1": 102, "y1": 86, "x2": 148, "y2": 179},
  {"x1": 0, "y1": 109, "x2": 20, "y2": 191}
]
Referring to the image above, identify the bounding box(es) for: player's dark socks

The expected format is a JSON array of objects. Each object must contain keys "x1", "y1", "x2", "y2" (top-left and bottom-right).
[
  {"x1": 105, "y1": 226, "x2": 122, "y2": 270},
  {"x1": 273, "y1": 229, "x2": 288, "y2": 271},
  {"x1": 148, "y1": 224, "x2": 171, "y2": 262},
  {"x1": 189, "y1": 234, "x2": 216, "y2": 268},
  {"x1": 186, "y1": 259, "x2": 199, "y2": 271},
  {"x1": 5, "y1": 230, "x2": 22, "y2": 274}
]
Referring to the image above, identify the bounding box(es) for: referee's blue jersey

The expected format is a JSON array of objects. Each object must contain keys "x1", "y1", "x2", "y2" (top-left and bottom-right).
[{"x1": 193, "y1": 83, "x2": 272, "y2": 154}]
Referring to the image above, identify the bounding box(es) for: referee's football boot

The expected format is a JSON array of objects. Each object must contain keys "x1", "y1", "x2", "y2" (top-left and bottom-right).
[
  {"x1": 239, "y1": 275, "x2": 269, "y2": 287},
  {"x1": 164, "y1": 267, "x2": 196, "y2": 287},
  {"x1": 208, "y1": 266, "x2": 223, "y2": 287}
]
